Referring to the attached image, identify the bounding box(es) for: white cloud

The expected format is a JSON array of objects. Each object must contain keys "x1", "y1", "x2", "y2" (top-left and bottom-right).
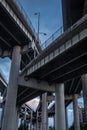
[
  {"x1": 26, "y1": 98, "x2": 40, "y2": 112},
  {"x1": 0, "y1": 58, "x2": 11, "y2": 82},
  {"x1": 68, "y1": 108, "x2": 74, "y2": 128}
]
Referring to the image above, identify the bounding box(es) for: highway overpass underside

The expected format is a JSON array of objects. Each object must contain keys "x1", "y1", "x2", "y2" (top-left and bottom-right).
[
  {"x1": 0, "y1": 0, "x2": 41, "y2": 70},
  {"x1": 1, "y1": 1, "x2": 87, "y2": 130},
  {"x1": 27, "y1": 31, "x2": 87, "y2": 83}
]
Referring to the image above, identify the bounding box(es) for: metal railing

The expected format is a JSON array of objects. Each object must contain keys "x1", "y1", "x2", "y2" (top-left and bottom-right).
[
  {"x1": 16, "y1": 0, "x2": 37, "y2": 38},
  {"x1": 41, "y1": 26, "x2": 63, "y2": 50}
]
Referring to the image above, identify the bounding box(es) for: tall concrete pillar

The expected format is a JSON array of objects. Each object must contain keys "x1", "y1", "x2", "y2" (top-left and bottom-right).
[
  {"x1": 53, "y1": 115, "x2": 55, "y2": 130},
  {"x1": 30, "y1": 111, "x2": 33, "y2": 130},
  {"x1": 73, "y1": 94, "x2": 80, "y2": 130},
  {"x1": 40, "y1": 122, "x2": 42, "y2": 130},
  {"x1": 2, "y1": 46, "x2": 21, "y2": 130},
  {"x1": 42, "y1": 93, "x2": 48, "y2": 130},
  {"x1": 14, "y1": 107, "x2": 18, "y2": 130},
  {"x1": 36, "y1": 111, "x2": 39, "y2": 130},
  {"x1": 24, "y1": 106, "x2": 27, "y2": 129},
  {"x1": 65, "y1": 107, "x2": 68, "y2": 130},
  {"x1": 55, "y1": 83, "x2": 66, "y2": 130},
  {"x1": 82, "y1": 74, "x2": 87, "y2": 123}
]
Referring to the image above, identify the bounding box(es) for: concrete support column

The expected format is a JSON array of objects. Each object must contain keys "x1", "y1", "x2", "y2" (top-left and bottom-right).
[
  {"x1": 73, "y1": 94, "x2": 80, "y2": 130},
  {"x1": 30, "y1": 111, "x2": 33, "y2": 130},
  {"x1": 82, "y1": 74, "x2": 87, "y2": 123},
  {"x1": 2, "y1": 46, "x2": 21, "y2": 130},
  {"x1": 65, "y1": 107, "x2": 68, "y2": 130},
  {"x1": 40, "y1": 122, "x2": 42, "y2": 130},
  {"x1": 42, "y1": 93, "x2": 48, "y2": 130},
  {"x1": 24, "y1": 106, "x2": 27, "y2": 129},
  {"x1": 14, "y1": 107, "x2": 18, "y2": 130},
  {"x1": 36, "y1": 111, "x2": 38, "y2": 130},
  {"x1": 55, "y1": 83, "x2": 66, "y2": 130}
]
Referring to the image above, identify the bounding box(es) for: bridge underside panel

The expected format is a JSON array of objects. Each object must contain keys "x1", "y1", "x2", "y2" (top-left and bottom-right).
[
  {"x1": 28, "y1": 37, "x2": 87, "y2": 84},
  {"x1": 0, "y1": 3, "x2": 35, "y2": 70},
  {"x1": 0, "y1": 4, "x2": 30, "y2": 51},
  {"x1": 64, "y1": 77, "x2": 82, "y2": 95},
  {"x1": 17, "y1": 86, "x2": 45, "y2": 106}
]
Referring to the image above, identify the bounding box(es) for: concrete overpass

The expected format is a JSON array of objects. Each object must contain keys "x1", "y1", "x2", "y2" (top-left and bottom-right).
[
  {"x1": 0, "y1": 0, "x2": 42, "y2": 130},
  {"x1": 18, "y1": 14, "x2": 87, "y2": 130},
  {"x1": 0, "y1": 0, "x2": 41, "y2": 69},
  {"x1": 23, "y1": 15, "x2": 87, "y2": 82},
  {"x1": 0, "y1": 0, "x2": 87, "y2": 130}
]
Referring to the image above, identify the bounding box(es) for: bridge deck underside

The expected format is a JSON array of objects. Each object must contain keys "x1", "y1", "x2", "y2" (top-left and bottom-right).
[
  {"x1": 28, "y1": 37, "x2": 87, "y2": 83},
  {"x1": 16, "y1": 76, "x2": 82, "y2": 106},
  {"x1": 0, "y1": 3, "x2": 35, "y2": 69},
  {"x1": 19, "y1": 18, "x2": 87, "y2": 105},
  {"x1": 0, "y1": 4, "x2": 30, "y2": 50},
  {"x1": 17, "y1": 86, "x2": 45, "y2": 106}
]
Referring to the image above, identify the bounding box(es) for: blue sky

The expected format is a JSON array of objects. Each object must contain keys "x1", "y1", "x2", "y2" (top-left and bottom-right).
[
  {"x1": 0, "y1": 58, "x2": 11, "y2": 82},
  {"x1": 17, "y1": 0, "x2": 63, "y2": 43},
  {"x1": 0, "y1": 0, "x2": 84, "y2": 128}
]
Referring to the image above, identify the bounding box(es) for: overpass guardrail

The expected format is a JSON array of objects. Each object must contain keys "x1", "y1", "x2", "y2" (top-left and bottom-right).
[{"x1": 41, "y1": 26, "x2": 63, "y2": 50}]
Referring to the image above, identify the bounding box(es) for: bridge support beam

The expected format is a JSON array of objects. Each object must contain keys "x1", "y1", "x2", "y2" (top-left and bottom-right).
[
  {"x1": 55, "y1": 83, "x2": 66, "y2": 130},
  {"x1": 82, "y1": 74, "x2": 87, "y2": 124},
  {"x1": 42, "y1": 93, "x2": 48, "y2": 130},
  {"x1": 73, "y1": 94, "x2": 80, "y2": 130},
  {"x1": 2, "y1": 46, "x2": 21, "y2": 130}
]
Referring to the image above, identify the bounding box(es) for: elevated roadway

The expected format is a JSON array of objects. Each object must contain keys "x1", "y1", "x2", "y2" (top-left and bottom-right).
[
  {"x1": 24, "y1": 15, "x2": 87, "y2": 83},
  {"x1": 1, "y1": 1, "x2": 87, "y2": 130},
  {"x1": 17, "y1": 15, "x2": 87, "y2": 105},
  {"x1": 0, "y1": 0, "x2": 41, "y2": 70},
  {"x1": 0, "y1": 0, "x2": 86, "y2": 106},
  {"x1": 0, "y1": 0, "x2": 43, "y2": 106}
]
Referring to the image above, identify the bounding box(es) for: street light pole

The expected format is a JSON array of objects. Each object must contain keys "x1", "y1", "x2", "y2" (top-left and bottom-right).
[{"x1": 34, "y1": 12, "x2": 40, "y2": 40}]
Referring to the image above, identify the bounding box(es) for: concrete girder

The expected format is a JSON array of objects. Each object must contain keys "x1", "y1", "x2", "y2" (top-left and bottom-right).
[
  {"x1": 47, "y1": 94, "x2": 82, "y2": 102},
  {"x1": 18, "y1": 76, "x2": 55, "y2": 92}
]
